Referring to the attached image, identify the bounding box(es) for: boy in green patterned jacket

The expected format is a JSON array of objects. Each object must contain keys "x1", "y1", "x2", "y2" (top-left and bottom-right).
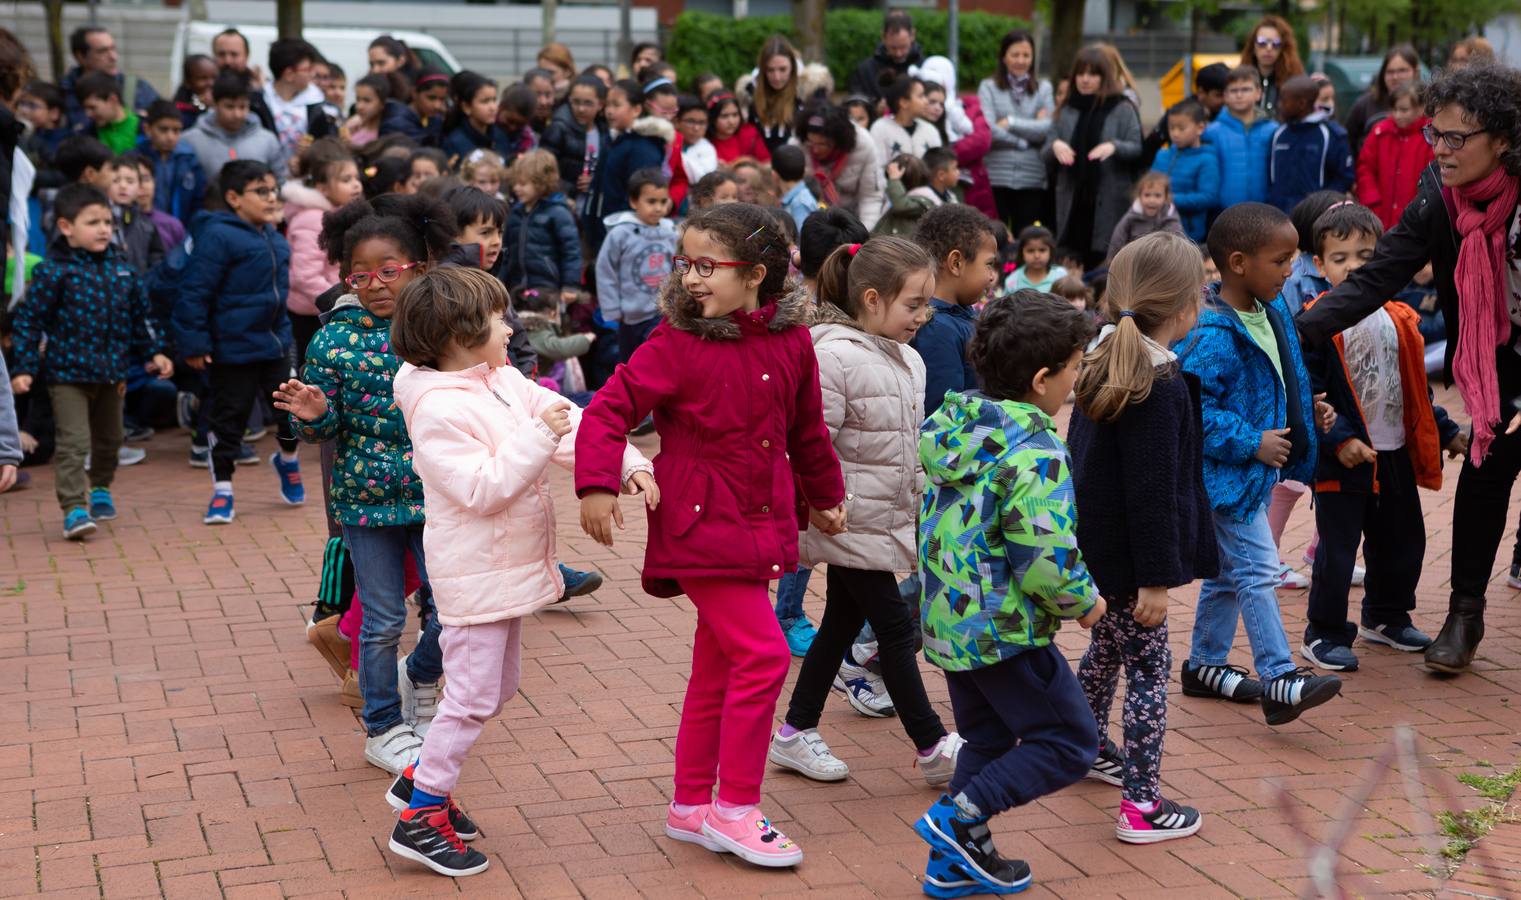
[{"x1": 912, "y1": 291, "x2": 1105, "y2": 897}]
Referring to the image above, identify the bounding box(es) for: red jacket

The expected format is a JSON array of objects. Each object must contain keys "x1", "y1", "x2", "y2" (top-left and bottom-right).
[
  {"x1": 711, "y1": 122, "x2": 772, "y2": 165},
  {"x1": 956, "y1": 93, "x2": 997, "y2": 220},
  {"x1": 1356, "y1": 116, "x2": 1433, "y2": 230},
  {"x1": 666, "y1": 131, "x2": 690, "y2": 211},
  {"x1": 574, "y1": 281, "x2": 845, "y2": 598}
]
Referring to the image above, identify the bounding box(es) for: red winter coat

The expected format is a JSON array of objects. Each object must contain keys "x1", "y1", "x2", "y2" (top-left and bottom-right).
[
  {"x1": 574, "y1": 281, "x2": 845, "y2": 598},
  {"x1": 1356, "y1": 116, "x2": 1433, "y2": 231},
  {"x1": 956, "y1": 93, "x2": 997, "y2": 220},
  {"x1": 666, "y1": 131, "x2": 690, "y2": 211},
  {"x1": 711, "y1": 122, "x2": 772, "y2": 165}
]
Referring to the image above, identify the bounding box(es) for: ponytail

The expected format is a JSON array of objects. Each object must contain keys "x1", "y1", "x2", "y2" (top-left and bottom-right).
[
  {"x1": 815, "y1": 236, "x2": 933, "y2": 319},
  {"x1": 445, "y1": 70, "x2": 495, "y2": 134}
]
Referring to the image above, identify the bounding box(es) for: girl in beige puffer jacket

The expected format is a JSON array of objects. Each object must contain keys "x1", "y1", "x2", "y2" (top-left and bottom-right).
[{"x1": 770, "y1": 236, "x2": 965, "y2": 786}]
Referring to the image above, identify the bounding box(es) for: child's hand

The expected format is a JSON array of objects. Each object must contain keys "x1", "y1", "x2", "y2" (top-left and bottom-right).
[
  {"x1": 808, "y1": 504, "x2": 847, "y2": 535},
  {"x1": 1447, "y1": 430, "x2": 1471, "y2": 459},
  {"x1": 184, "y1": 354, "x2": 211, "y2": 371},
  {"x1": 1078, "y1": 596, "x2": 1107, "y2": 629},
  {"x1": 1336, "y1": 438, "x2": 1377, "y2": 468},
  {"x1": 580, "y1": 492, "x2": 623, "y2": 546},
  {"x1": 1052, "y1": 140, "x2": 1076, "y2": 166},
  {"x1": 1087, "y1": 141, "x2": 1116, "y2": 161},
  {"x1": 584, "y1": 332, "x2": 598, "y2": 343},
  {"x1": 561, "y1": 288, "x2": 579, "y2": 306},
  {"x1": 886, "y1": 160, "x2": 904, "y2": 180},
  {"x1": 1133, "y1": 587, "x2": 1168, "y2": 628},
  {"x1": 272, "y1": 379, "x2": 329, "y2": 421},
  {"x1": 148, "y1": 353, "x2": 174, "y2": 379},
  {"x1": 19, "y1": 430, "x2": 37, "y2": 454},
  {"x1": 0, "y1": 464, "x2": 15, "y2": 493},
  {"x1": 9, "y1": 374, "x2": 31, "y2": 395},
  {"x1": 1314, "y1": 393, "x2": 1337, "y2": 433},
  {"x1": 1256, "y1": 428, "x2": 1291, "y2": 468},
  {"x1": 623, "y1": 471, "x2": 661, "y2": 509},
  {"x1": 540, "y1": 400, "x2": 573, "y2": 437}
]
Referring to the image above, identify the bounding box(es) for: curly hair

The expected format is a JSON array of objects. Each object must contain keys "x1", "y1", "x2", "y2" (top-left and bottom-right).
[
  {"x1": 318, "y1": 191, "x2": 457, "y2": 270},
  {"x1": 914, "y1": 204, "x2": 997, "y2": 272},
  {"x1": 1426, "y1": 64, "x2": 1521, "y2": 176},
  {"x1": 506, "y1": 149, "x2": 560, "y2": 198},
  {"x1": 795, "y1": 100, "x2": 857, "y2": 155},
  {"x1": 679, "y1": 202, "x2": 795, "y2": 305}
]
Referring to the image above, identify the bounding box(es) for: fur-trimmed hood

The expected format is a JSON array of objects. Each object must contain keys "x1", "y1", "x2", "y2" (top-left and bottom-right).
[
  {"x1": 280, "y1": 180, "x2": 333, "y2": 213},
  {"x1": 657, "y1": 276, "x2": 812, "y2": 341},
  {"x1": 628, "y1": 114, "x2": 675, "y2": 148}
]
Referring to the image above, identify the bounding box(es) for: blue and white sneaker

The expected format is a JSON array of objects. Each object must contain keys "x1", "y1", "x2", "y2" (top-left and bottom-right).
[
  {"x1": 62, "y1": 507, "x2": 97, "y2": 540},
  {"x1": 176, "y1": 391, "x2": 199, "y2": 431},
  {"x1": 1301, "y1": 639, "x2": 1359, "y2": 672},
  {"x1": 556, "y1": 563, "x2": 603, "y2": 602},
  {"x1": 271, "y1": 453, "x2": 304, "y2": 505},
  {"x1": 915, "y1": 795, "x2": 1032, "y2": 893},
  {"x1": 204, "y1": 492, "x2": 235, "y2": 524},
  {"x1": 833, "y1": 659, "x2": 895, "y2": 717},
  {"x1": 88, "y1": 487, "x2": 117, "y2": 521},
  {"x1": 1358, "y1": 622, "x2": 1432, "y2": 652},
  {"x1": 781, "y1": 617, "x2": 818, "y2": 657},
  {"x1": 923, "y1": 849, "x2": 1030, "y2": 897}
]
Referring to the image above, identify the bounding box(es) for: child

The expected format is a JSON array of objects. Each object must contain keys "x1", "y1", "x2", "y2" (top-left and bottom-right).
[
  {"x1": 540, "y1": 74, "x2": 608, "y2": 215},
  {"x1": 844, "y1": 96, "x2": 875, "y2": 131},
  {"x1": 283, "y1": 138, "x2": 363, "y2": 364},
  {"x1": 513, "y1": 286, "x2": 597, "y2": 366},
  {"x1": 104, "y1": 158, "x2": 164, "y2": 274},
  {"x1": 689, "y1": 169, "x2": 741, "y2": 210},
  {"x1": 380, "y1": 68, "x2": 450, "y2": 147},
  {"x1": 869, "y1": 74, "x2": 941, "y2": 164},
  {"x1": 911, "y1": 204, "x2": 999, "y2": 415},
  {"x1": 1151, "y1": 98, "x2": 1220, "y2": 242},
  {"x1": 771, "y1": 235, "x2": 964, "y2": 787},
  {"x1": 273, "y1": 192, "x2": 457, "y2": 773},
  {"x1": 19, "y1": 80, "x2": 71, "y2": 163},
  {"x1": 130, "y1": 156, "x2": 187, "y2": 251},
  {"x1": 640, "y1": 75, "x2": 689, "y2": 209},
  {"x1": 385, "y1": 266, "x2": 653, "y2": 876},
  {"x1": 1176, "y1": 202, "x2": 1343, "y2": 724},
  {"x1": 405, "y1": 149, "x2": 448, "y2": 193},
  {"x1": 137, "y1": 99, "x2": 206, "y2": 227},
  {"x1": 171, "y1": 160, "x2": 303, "y2": 523},
  {"x1": 1299, "y1": 203, "x2": 1465, "y2": 671},
  {"x1": 575, "y1": 203, "x2": 843, "y2": 868},
  {"x1": 363, "y1": 156, "x2": 412, "y2": 199},
  {"x1": 923, "y1": 147, "x2": 963, "y2": 205},
  {"x1": 183, "y1": 71, "x2": 286, "y2": 181},
  {"x1": 9, "y1": 184, "x2": 173, "y2": 539},
  {"x1": 500, "y1": 149, "x2": 582, "y2": 304},
  {"x1": 442, "y1": 71, "x2": 512, "y2": 168},
  {"x1": 677, "y1": 95, "x2": 717, "y2": 186},
  {"x1": 74, "y1": 72, "x2": 139, "y2": 155},
  {"x1": 1106, "y1": 171, "x2": 1185, "y2": 263},
  {"x1": 447, "y1": 185, "x2": 506, "y2": 274},
  {"x1": 706, "y1": 92, "x2": 770, "y2": 164},
  {"x1": 460, "y1": 149, "x2": 505, "y2": 198},
  {"x1": 1355, "y1": 81, "x2": 1432, "y2": 230},
  {"x1": 1205, "y1": 66, "x2": 1276, "y2": 209},
  {"x1": 774, "y1": 145, "x2": 819, "y2": 232},
  {"x1": 873, "y1": 154, "x2": 938, "y2": 237},
  {"x1": 1007, "y1": 225, "x2": 1067, "y2": 293},
  {"x1": 590, "y1": 80, "x2": 668, "y2": 248},
  {"x1": 1312, "y1": 74, "x2": 1336, "y2": 119},
  {"x1": 1280, "y1": 190, "x2": 1349, "y2": 312},
  {"x1": 495, "y1": 83, "x2": 541, "y2": 165},
  {"x1": 346, "y1": 73, "x2": 399, "y2": 147},
  {"x1": 321, "y1": 61, "x2": 346, "y2": 109},
  {"x1": 913, "y1": 291, "x2": 1102, "y2": 894},
  {"x1": 596, "y1": 169, "x2": 676, "y2": 364},
  {"x1": 1266, "y1": 75, "x2": 1354, "y2": 214},
  {"x1": 1069, "y1": 232, "x2": 1214, "y2": 844}
]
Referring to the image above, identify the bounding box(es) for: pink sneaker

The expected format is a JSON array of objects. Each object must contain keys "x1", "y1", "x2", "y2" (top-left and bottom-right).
[
  {"x1": 699, "y1": 806, "x2": 803, "y2": 868},
  {"x1": 665, "y1": 803, "x2": 725, "y2": 853}
]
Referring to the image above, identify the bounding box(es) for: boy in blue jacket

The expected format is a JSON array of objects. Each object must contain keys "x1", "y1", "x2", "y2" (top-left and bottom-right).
[
  {"x1": 1176, "y1": 202, "x2": 1342, "y2": 726},
  {"x1": 910, "y1": 204, "x2": 999, "y2": 416},
  {"x1": 172, "y1": 160, "x2": 303, "y2": 524},
  {"x1": 1151, "y1": 98, "x2": 1220, "y2": 242},
  {"x1": 1204, "y1": 66, "x2": 1277, "y2": 209},
  {"x1": 1267, "y1": 76, "x2": 1354, "y2": 214},
  {"x1": 137, "y1": 99, "x2": 206, "y2": 228}
]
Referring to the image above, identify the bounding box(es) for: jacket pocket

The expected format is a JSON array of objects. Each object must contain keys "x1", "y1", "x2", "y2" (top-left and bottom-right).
[{"x1": 667, "y1": 467, "x2": 710, "y2": 538}]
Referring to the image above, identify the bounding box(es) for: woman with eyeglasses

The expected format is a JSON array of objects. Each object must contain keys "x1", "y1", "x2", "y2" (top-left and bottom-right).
[
  {"x1": 1299, "y1": 64, "x2": 1521, "y2": 676},
  {"x1": 1344, "y1": 45, "x2": 1421, "y2": 158},
  {"x1": 1238, "y1": 15, "x2": 1304, "y2": 117}
]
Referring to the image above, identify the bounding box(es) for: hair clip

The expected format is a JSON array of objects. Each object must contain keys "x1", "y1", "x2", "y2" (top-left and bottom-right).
[
  {"x1": 1326, "y1": 199, "x2": 1356, "y2": 211},
  {"x1": 807, "y1": 115, "x2": 826, "y2": 128},
  {"x1": 706, "y1": 92, "x2": 735, "y2": 109},
  {"x1": 745, "y1": 226, "x2": 766, "y2": 242},
  {"x1": 523, "y1": 289, "x2": 539, "y2": 298},
  {"x1": 847, "y1": 243, "x2": 862, "y2": 256},
  {"x1": 364, "y1": 165, "x2": 378, "y2": 178}
]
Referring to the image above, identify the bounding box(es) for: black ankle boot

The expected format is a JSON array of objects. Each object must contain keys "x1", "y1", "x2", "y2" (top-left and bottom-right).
[{"x1": 1424, "y1": 594, "x2": 1486, "y2": 674}]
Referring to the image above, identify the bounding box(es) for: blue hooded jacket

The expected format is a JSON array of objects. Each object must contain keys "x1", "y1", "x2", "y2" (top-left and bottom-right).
[
  {"x1": 379, "y1": 99, "x2": 442, "y2": 148},
  {"x1": 1151, "y1": 143, "x2": 1220, "y2": 242},
  {"x1": 910, "y1": 299, "x2": 979, "y2": 417},
  {"x1": 501, "y1": 194, "x2": 583, "y2": 289},
  {"x1": 171, "y1": 211, "x2": 292, "y2": 365},
  {"x1": 1267, "y1": 113, "x2": 1355, "y2": 213},
  {"x1": 1177, "y1": 286, "x2": 1317, "y2": 522},
  {"x1": 1204, "y1": 109, "x2": 1276, "y2": 209},
  {"x1": 136, "y1": 136, "x2": 207, "y2": 226}
]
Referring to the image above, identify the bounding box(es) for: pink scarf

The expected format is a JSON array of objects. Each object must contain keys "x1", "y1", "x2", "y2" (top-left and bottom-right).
[{"x1": 1451, "y1": 166, "x2": 1520, "y2": 464}]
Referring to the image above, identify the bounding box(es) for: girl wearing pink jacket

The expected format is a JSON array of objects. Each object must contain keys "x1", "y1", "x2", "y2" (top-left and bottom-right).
[
  {"x1": 384, "y1": 267, "x2": 654, "y2": 878},
  {"x1": 281, "y1": 139, "x2": 362, "y2": 362}
]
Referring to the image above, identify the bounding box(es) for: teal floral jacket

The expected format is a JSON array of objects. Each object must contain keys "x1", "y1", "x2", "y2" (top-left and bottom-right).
[{"x1": 292, "y1": 297, "x2": 425, "y2": 527}]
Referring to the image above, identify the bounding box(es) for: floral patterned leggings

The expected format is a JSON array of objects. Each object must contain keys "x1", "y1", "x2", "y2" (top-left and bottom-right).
[{"x1": 1077, "y1": 595, "x2": 1170, "y2": 805}]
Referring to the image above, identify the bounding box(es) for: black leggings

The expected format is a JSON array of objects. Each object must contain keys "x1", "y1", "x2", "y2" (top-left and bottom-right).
[
  {"x1": 785, "y1": 565, "x2": 947, "y2": 751},
  {"x1": 1453, "y1": 348, "x2": 1521, "y2": 604},
  {"x1": 993, "y1": 187, "x2": 1048, "y2": 238}
]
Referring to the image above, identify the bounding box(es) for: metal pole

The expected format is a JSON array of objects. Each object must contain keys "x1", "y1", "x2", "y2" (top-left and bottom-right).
[
  {"x1": 947, "y1": 0, "x2": 959, "y2": 67},
  {"x1": 617, "y1": 0, "x2": 633, "y2": 78},
  {"x1": 543, "y1": 0, "x2": 557, "y2": 49}
]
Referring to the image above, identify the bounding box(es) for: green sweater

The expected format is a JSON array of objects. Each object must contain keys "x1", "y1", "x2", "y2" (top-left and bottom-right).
[{"x1": 95, "y1": 113, "x2": 140, "y2": 156}]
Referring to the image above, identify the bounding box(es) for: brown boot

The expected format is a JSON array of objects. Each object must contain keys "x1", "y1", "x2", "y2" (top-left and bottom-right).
[
  {"x1": 1424, "y1": 594, "x2": 1486, "y2": 674},
  {"x1": 340, "y1": 669, "x2": 363, "y2": 708},
  {"x1": 307, "y1": 612, "x2": 351, "y2": 680}
]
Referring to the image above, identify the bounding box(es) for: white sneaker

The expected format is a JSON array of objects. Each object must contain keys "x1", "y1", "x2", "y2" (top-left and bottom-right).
[
  {"x1": 832, "y1": 660, "x2": 895, "y2": 717},
  {"x1": 769, "y1": 729, "x2": 849, "y2": 781},
  {"x1": 364, "y1": 723, "x2": 423, "y2": 775},
  {"x1": 1301, "y1": 552, "x2": 1364, "y2": 586},
  {"x1": 398, "y1": 655, "x2": 440, "y2": 737},
  {"x1": 1276, "y1": 564, "x2": 1310, "y2": 590},
  {"x1": 916, "y1": 733, "x2": 965, "y2": 786}
]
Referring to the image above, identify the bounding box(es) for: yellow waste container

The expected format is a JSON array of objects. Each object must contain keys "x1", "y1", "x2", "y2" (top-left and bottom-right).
[{"x1": 1160, "y1": 53, "x2": 1238, "y2": 109}]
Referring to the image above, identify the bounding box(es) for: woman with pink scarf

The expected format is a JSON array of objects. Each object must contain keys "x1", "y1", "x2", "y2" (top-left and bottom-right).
[{"x1": 1299, "y1": 64, "x2": 1521, "y2": 675}]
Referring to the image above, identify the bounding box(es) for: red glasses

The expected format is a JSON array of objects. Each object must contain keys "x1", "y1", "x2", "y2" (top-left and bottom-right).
[{"x1": 673, "y1": 255, "x2": 753, "y2": 277}]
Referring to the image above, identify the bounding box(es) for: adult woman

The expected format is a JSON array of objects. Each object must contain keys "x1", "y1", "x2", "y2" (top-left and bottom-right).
[
  {"x1": 1239, "y1": 15, "x2": 1304, "y2": 116},
  {"x1": 1045, "y1": 45, "x2": 1142, "y2": 269},
  {"x1": 1298, "y1": 64, "x2": 1521, "y2": 675},
  {"x1": 918, "y1": 55, "x2": 996, "y2": 220},
  {"x1": 747, "y1": 35, "x2": 802, "y2": 153},
  {"x1": 796, "y1": 100, "x2": 885, "y2": 230},
  {"x1": 1344, "y1": 45, "x2": 1419, "y2": 156},
  {"x1": 978, "y1": 30, "x2": 1054, "y2": 235},
  {"x1": 368, "y1": 36, "x2": 414, "y2": 79},
  {"x1": 1450, "y1": 36, "x2": 1496, "y2": 69},
  {"x1": 536, "y1": 43, "x2": 576, "y2": 99}
]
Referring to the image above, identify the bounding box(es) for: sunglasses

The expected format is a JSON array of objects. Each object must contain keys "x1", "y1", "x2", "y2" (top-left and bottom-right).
[
  {"x1": 346, "y1": 260, "x2": 422, "y2": 290},
  {"x1": 1255, "y1": 37, "x2": 1283, "y2": 48}
]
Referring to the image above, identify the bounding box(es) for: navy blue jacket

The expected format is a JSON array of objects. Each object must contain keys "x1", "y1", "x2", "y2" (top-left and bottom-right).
[
  {"x1": 379, "y1": 99, "x2": 442, "y2": 148},
  {"x1": 172, "y1": 211, "x2": 292, "y2": 365},
  {"x1": 136, "y1": 136, "x2": 207, "y2": 226},
  {"x1": 442, "y1": 121, "x2": 514, "y2": 167},
  {"x1": 541, "y1": 103, "x2": 609, "y2": 197},
  {"x1": 909, "y1": 298, "x2": 978, "y2": 416},
  {"x1": 1267, "y1": 114, "x2": 1355, "y2": 213},
  {"x1": 501, "y1": 195, "x2": 583, "y2": 289},
  {"x1": 11, "y1": 238, "x2": 162, "y2": 384},
  {"x1": 588, "y1": 117, "x2": 670, "y2": 249}
]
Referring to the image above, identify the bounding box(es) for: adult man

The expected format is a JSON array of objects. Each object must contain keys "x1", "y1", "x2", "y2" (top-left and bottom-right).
[
  {"x1": 847, "y1": 12, "x2": 924, "y2": 106},
  {"x1": 212, "y1": 28, "x2": 278, "y2": 133},
  {"x1": 262, "y1": 39, "x2": 336, "y2": 164},
  {"x1": 60, "y1": 26, "x2": 159, "y2": 128}
]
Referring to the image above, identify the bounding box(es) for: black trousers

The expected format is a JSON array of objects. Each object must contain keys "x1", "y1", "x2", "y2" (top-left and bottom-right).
[
  {"x1": 1453, "y1": 349, "x2": 1521, "y2": 604},
  {"x1": 785, "y1": 565, "x2": 946, "y2": 751},
  {"x1": 291, "y1": 313, "x2": 323, "y2": 372},
  {"x1": 207, "y1": 358, "x2": 297, "y2": 481},
  {"x1": 992, "y1": 187, "x2": 1047, "y2": 238},
  {"x1": 1307, "y1": 446, "x2": 1425, "y2": 645}
]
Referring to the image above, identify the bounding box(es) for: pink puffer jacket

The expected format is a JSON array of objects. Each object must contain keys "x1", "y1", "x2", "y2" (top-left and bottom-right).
[
  {"x1": 394, "y1": 361, "x2": 650, "y2": 626},
  {"x1": 281, "y1": 181, "x2": 337, "y2": 317}
]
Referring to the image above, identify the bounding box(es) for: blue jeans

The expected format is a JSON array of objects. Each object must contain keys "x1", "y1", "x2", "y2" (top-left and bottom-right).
[
  {"x1": 618, "y1": 316, "x2": 660, "y2": 365},
  {"x1": 342, "y1": 523, "x2": 444, "y2": 736},
  {"x1": 1190, "y1": 504, "x2": 1295, "y2": 681},
  {"x1": 774, "y1": 565, "x2": 812, "y2": 622}
]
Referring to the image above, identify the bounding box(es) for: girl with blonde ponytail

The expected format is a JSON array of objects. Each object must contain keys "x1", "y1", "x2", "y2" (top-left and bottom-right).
[{"x1": 1066, "y1": 231, "x2": 1217, "y2": 845}]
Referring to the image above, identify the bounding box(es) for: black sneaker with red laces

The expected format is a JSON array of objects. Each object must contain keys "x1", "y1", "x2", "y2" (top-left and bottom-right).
[
  {"x1": 385, "y1": 763, "x2": 479, "y2": 840},
  {"x1": 388, "y1": 806, "x2": 489, "y2": 877}
]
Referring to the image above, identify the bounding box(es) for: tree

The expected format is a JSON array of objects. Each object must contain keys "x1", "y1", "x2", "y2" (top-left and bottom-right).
[
  {"x1": 794, "y1": 0, "x2": 825, "y2": 63},
  {"x1": 277, "y1": 0, "x2": 303, "y2": 40},
  {"x1": 1049, "y1": 0, "x2": 1082, "y2": 81},
  {"x1": 38, "y1": 0, "x2": 64, "y2": 81}
]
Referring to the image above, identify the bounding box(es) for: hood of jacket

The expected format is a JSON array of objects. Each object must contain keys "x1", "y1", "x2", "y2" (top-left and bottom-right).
[
  {"x1": 807, "y1": 298, "x2": 905, "y2": 356},
  {"x1": 392, "y1": 360, "x2": 483, "y2": 424},
  {"x1": 922, "y1": 390, "x2": 1051, "y2": 488},
  {"x1": 263, "y1": 82, "x2": 325, "y2": 115},
  {"x1": 191, "y1": 109, "x2": 264, "y2": 142},
  {"x1": 658, "y1": 276, "x2": 812, "y2": 341},
  {"x1": 1125, "y1": 199, "x2": 1181, "y2": 225},
  {"x1": 601, "y1": 209, "x2": 677, "y2": 233},
  {"x1": 280, "y1": 180, "x2": 333, "y2": 212},
  {"x1": 627, "y1": 114, "x2": 674, "y2": 148}
]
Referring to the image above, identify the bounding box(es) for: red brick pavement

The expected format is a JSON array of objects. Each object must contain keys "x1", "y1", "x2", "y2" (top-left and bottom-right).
[{"x1": 2, "y1": 386, "x2": 1520, "y2": 898}]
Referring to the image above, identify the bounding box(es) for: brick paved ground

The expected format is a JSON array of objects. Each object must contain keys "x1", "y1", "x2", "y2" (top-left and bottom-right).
[{"x1": 3, "y1": 385, "x2": 1521, "y2": 898}]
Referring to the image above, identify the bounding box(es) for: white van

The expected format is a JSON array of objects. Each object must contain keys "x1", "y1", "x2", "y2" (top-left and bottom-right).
[{"x1": 171, "y1": 22, "x2": 462, "y2": 107}]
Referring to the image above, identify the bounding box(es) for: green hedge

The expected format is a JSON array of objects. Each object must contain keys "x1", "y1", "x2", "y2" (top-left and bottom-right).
[{"x1": 667, "y1": 9, "x2": 1034, "y2": 96}]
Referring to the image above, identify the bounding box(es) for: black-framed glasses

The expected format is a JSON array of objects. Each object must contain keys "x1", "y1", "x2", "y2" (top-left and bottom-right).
[
  {"x1": 1422, "y1": 124, "x2": 1488, "y2": 150},
  {"x1": 673, "y1": 255, "x2": 752, "y2": 277},
  {"x1": 346, "y1": 260, "x2": 421, "y2": 290},
  {"x1": 242, "y1": 185, "x2": 277, "y2": 199}
]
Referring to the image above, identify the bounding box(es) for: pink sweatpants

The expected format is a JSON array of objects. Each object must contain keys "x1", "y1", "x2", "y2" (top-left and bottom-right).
[
  {"x1": 675, "y1": 577, "x2": 792, "y2": 807},
  {"x1": 412, "y1": 617, "x2": 523, "y2": 797},
  {"x1": 1268, "y1": 481, "x2": 1320, "y2": 557}
]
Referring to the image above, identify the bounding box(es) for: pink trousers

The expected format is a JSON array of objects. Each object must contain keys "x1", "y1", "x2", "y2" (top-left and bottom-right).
[
  {"x1": 674, "y1": 577, "x2": 792, "y2": 807},
  {"x1": 1268, "y1": 481, "x2": 1320, "y2": 557},
  {"x1": 412, "y1": 617, "x2": 523, "y2": 797}
]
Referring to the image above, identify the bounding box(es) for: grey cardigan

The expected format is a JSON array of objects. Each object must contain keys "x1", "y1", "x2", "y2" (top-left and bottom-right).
[
  {"x1": 1044, "y1": 99, "x2": 1143, "y2": 255},
  {"x1": 978, "y1": 77, "x2": 1054, "y2": 191}
]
